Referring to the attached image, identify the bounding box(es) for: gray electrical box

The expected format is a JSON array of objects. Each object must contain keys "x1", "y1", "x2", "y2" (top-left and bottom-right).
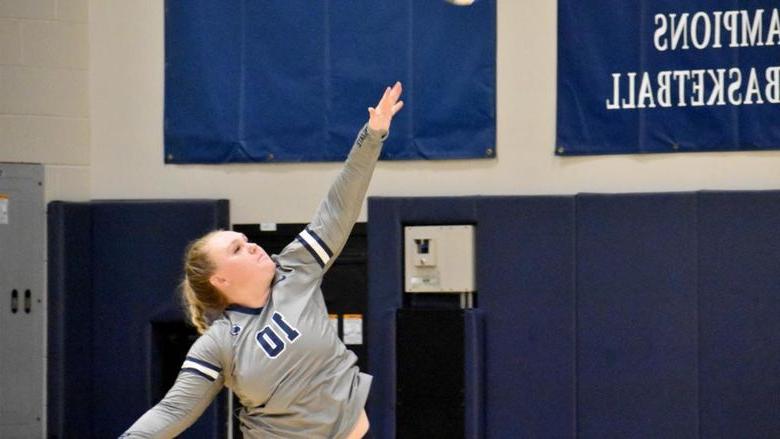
[
  {"x1": 0, "y1": 163, "x2": 45, "y2": 438},
  {"x1": 404, "y1": 225, "x2": 476, "y2": 293}
]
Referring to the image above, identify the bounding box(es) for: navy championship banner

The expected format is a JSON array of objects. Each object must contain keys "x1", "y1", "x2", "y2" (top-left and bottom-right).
[
  {"x1": 557, "y1": 1, "x2": 780, "y2": 155},
  {"x1": 164, "y1": 0, "x2": 496, "y2": 164}
]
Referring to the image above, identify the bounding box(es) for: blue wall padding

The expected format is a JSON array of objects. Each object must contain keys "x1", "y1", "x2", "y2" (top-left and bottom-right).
[
  {"x1": 464, "y1": 309, "x2": 485, "y2": 439},
  {"x1": 698, "y1": 191, "x2": 780, "y2": 437},
  {"x1": 576, "y1": 193, "x2": 699, "y2": 438},
  {"x1": 47, "y1": 202, "x2": 94, "y2": 438},
  {"x1": 476, "y1": 196, "x2": 576, "y2": 439},
  {"x1": 47, "y1": 200, "x2": 229, "y2": 438},
  {"x1": 366, "y1": 197, "x2": 404, "y2": 438},
  {"x1": 367, "y1": 191, "x2": 780, "y2": 438},
  {"x1": 367, "y1": 196, "x2": 576, "y2": 438}
]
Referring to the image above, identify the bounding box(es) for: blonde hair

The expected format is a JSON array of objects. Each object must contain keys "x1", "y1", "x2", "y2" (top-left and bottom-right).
[{"x1": 180, "y1": 230, "x2": 229, "y2": 334}]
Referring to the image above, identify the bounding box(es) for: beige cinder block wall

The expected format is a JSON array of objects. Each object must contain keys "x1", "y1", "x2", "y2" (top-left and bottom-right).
[{"x1": 0, "y1": 0, "x2": 90, "y2": 202}]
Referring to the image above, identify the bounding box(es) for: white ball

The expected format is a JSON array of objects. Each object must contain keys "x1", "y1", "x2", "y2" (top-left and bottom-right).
[{"x1": 445, "y1": 0, "x2": 476, "y2": 6}]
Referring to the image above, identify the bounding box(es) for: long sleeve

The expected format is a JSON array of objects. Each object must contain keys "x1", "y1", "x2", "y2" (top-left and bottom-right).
[
  {"x1": 119, "y1": 331, "x2": 227, "y2": 438},
  {"x1": 275, "y1": 123, "x2": 388, "y2": 275}
]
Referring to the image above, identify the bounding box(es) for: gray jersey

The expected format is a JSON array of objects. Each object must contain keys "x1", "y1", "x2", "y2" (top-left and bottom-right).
[{"x1": 120, "y1": 124, "x2": 387, "y2": 439}]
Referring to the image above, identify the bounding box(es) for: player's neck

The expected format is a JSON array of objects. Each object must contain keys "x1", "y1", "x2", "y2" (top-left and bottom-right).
[{"x1": 231, "y1": 285, "x2": 270, "y2": 309}]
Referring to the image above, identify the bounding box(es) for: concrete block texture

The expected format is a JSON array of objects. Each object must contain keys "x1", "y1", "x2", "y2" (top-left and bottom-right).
[
  {"x1": 43, "y1": 164, "x2": 90, "y2": 202},
  {"x1": 0, "y1": 19, "x2": 21, "y2": 64},
  {"x1": 56, "y1": 0, "x2": 88, "y2": 22},
  {"x1": 0, "y1": 0, "x2": 56, "y2": 19},
  {"x1": 21, "y1": 20, "x2": 87, "y2": 68},
  {"x1": 0, "y1": 115, "x2": 89, "y2": 165},
  {"x1": 0, "y1": 65, "x2": 88, "y2": 116}
]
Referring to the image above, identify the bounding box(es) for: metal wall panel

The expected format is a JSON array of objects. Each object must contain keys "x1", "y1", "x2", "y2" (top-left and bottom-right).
[{"x1": 0, "y1": 163, "x2": 45, "y2": 438}]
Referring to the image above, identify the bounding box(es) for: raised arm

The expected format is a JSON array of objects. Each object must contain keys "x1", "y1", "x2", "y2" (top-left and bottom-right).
[
  {"x1": 119, "y1": 331, "x2": 227, "y2": 438},
  {"x1": 276, "y1": 82, "x2": 404, "y2": 275}
]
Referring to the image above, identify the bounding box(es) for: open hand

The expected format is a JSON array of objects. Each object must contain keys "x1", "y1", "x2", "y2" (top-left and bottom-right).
[{"x1": 368, "y1": 81, "x2": 404, "y2": 133}]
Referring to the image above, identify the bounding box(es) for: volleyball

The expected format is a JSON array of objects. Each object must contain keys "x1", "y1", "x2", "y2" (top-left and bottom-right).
[{"x1": 445, "y1": 0, "x2": 476, "y2": 6}]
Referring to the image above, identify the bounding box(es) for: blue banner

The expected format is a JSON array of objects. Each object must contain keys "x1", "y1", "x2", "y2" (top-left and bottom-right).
[
  {"x1": 164, "y1": 0, "x2": 496, "y2": 163},
  {"x1": 557, "y1": 1, "x2": 780, "y2": 155}
]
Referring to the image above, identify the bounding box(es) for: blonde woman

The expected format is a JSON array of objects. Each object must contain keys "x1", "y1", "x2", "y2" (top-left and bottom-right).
[{"x1": 120, "y1": 82, "x2": 404, "y2": 438}]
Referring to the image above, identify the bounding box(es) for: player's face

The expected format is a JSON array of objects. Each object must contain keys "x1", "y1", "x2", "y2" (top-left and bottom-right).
[{"x1": 205, "y1": 231, "x2": 276, "y2": 298}]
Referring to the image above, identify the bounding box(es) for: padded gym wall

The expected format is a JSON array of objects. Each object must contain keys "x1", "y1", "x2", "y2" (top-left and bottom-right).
[
  {"x1": 367, "y1": 191, "x2": 780, "y2": 438},
  {"x1": 576, "y1": 193, "x2": 698, "y2": 437},
  {"x1": 48, "y1": 200, "x2": 229, "y2": 438},
  {"x1": 697, "y1": 191, "x2": 780, "y2": 437},
  {"x1": 368, "y1": 196, "x2": 575, "y2": 438}
]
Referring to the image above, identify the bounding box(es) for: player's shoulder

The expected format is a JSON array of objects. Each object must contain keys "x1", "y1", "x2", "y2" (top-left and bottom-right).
[
  {"x1": 208, "y1": 317, "x2": 230, "y2": 328},
  {"x1": 200, "y1": 318, "x2": 232, "y2": 344},
  {"x1": 186, "y1": 318, "x2": 233, "y2": 362},
  {"x1": 183, "y1": 319, "x2": 233, "y2": 374}
]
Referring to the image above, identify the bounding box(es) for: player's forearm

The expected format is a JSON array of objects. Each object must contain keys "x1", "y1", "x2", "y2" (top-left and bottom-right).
[
  {"x1": 119, "y1": 374, "x2": 223, "y2": 438},
  {"x1": 119, "y1": 403, "x2": 190, "y2": 438},
  {"x1": 309, "y1": 123, "x2": 387, "y2": 261}
]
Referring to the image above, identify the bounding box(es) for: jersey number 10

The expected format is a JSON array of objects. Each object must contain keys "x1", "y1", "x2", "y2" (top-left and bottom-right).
[{"x1": 255, "y1": 312, "x2": 301, "y2": 358}]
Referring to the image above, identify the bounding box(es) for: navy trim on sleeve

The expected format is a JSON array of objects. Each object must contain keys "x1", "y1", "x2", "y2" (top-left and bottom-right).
[
  {"x1": 185, "y1": 356, "x2": 223, "y2": 372},
  {"x1": 306, "y1": 228, "x2": 333, "y2": 257},
  {"x1": 296, "y1": 235, "x2": 326, "y2": 268}
]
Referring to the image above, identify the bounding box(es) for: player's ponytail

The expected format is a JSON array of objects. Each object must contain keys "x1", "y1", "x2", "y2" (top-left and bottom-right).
[{"x1": 180, "y1": 231, "x2": 229, "y2": 335}]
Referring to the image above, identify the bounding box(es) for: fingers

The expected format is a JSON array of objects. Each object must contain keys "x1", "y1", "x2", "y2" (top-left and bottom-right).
[
  {"x1": 392, "y1": 100, "x2": 404, "y2": 115},
  {"x1": 370, "y1": 82, "x2": 404, "y2": 128},
  {"x1": 383, "y1": 82, "x2": 402, "y2": 106},
  {"x1": 377, "y1": 86, "x2": 391, "y2": 107},
  {"x1": 389, "y1": 83, "x2": 402, "y2": 109},
  {"x1": 377, "y1": 82, "x2": 403, "y2": 109},
  {"x1": 390, "y1": 81, "x2": 402, "y2": 100}
]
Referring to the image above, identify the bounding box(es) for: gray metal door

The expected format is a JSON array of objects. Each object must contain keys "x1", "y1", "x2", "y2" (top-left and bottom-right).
[{"x1": 0, "y1": 163, "x2": 45, "y2": 438}]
